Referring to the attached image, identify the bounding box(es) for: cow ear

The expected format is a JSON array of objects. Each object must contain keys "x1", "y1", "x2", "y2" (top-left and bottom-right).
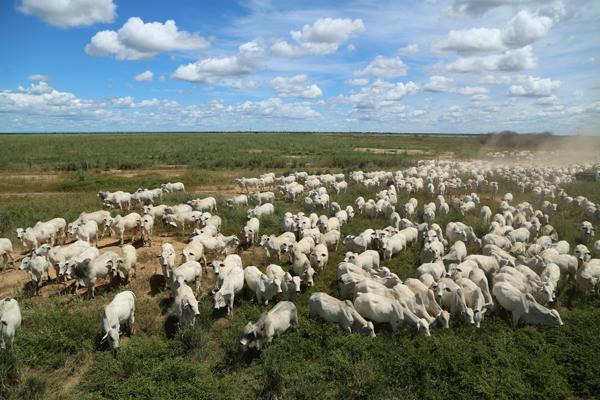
[
  {"x1": 473, "y1": 309, "x2": 480, "y2": 314},
  {"x1": 100, "y1": 334, "x2": 108, "y2": 344},
  {"x1": 300, "y1": 280, "x2": 306, "y2": 285},
  {"x1": 198, "y1": 302, "x2": 203, "y2": 306},
  {"x1": 184, "y1": 280, "x2": 188, "y2": 284}
]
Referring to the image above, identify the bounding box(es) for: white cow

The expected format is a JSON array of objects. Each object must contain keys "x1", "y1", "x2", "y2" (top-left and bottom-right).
[
  {"x1": 106, "y1": 213, "x2": 141, "y2": 247},
  {"x1": 240, "y1": 301, "x2": 298, "y2": 350},
  {"x1": 0, "y1": 238, "x2": 16, "y2": 270},
  {"x1": 493, "y1": 282, "x2": 563, "y2": 327},
  {"x1": 580, "y1": 221, "x2": 595, "y2": 245},
  {"x1": 309, "y1": 292, "x2": 376, "y2": 337},
  {"x1": 241, "y1": 218, "x2": 260, "y2": 249},
  {"x1": 0, "y1": 297, "x2": 21, "y2": 349},
  {"x1": 19, "y1": 255, "x2": 50, "y2": 296},
  {"x1": 212, "y1": 254, "x2": 243, "y2": 290},
  {"x1": 280, "y1": 272, "x2": 302, "y2": 302},
  {"x1": 114, "y1": 245, "x2": 137, "y2": 285},
  {"x1": 227, "y1": 195, "x2": 248, "y2": 208},
  {"x1": 170, "y1": 261, "x2": 202, "y2": 293},
  {"x1": 174, "y1": 284, "x2": 202, "y2": 327},
  {"x1": 247, "y1": 203, "x2": 275, "y2": 219},
  {"x1": 100, "y1": 291, "x2": 136, "y2": 349},
  {"x1": 244, "y1": 266, "x2": 282, "y2": 305},
  {"x1": 188, "y1": 197, "x2": 218, "y2": 213},
  {"x1": 157, "y1": 243, "x2": 176, "y2": 288},
  {"x1": 214, "y1": 266, "x2": 245, "y2": 315},
  {"x1": 138, "y1": 214, "x2": 154, "y2": 247},
  {"x1": 354, "y1": 293, "x2": 430, "y2": 336},
  {"x1": 161, "y1": 182, "x2": 186, "y2": 194}
]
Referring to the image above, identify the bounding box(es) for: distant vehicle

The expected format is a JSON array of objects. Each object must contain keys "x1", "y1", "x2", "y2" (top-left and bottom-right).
[{"x1": 575, "y1": 171, "x2": 600, "y2": 181}]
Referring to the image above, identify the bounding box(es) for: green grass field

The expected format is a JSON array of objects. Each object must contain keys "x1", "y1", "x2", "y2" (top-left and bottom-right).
[{"x1": 1, "y1": 133, "x2": 599, "y2": 400}]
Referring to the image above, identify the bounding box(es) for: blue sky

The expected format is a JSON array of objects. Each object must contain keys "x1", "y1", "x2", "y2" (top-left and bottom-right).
[{"x1": 0, "y1": 0, "x2": 598, "y2": 134}]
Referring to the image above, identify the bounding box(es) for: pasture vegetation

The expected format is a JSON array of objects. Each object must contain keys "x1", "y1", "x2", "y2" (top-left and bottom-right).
[{"x1": 0, "y1": 133, "x2": 599, "y2": 399}]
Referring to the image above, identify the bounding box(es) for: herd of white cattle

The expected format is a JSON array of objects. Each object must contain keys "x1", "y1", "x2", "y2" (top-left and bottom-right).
[{"x1": 2, "y1": 153, "x2": 600, "y2": 351}]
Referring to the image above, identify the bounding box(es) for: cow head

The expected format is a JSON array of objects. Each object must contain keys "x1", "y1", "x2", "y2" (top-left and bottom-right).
[
  {"x1": 240, "y1": 321, "x2": 259, "y2": 348},
  {"x1": 101, "y1": 328, "x2": 120, "y2": 349}
]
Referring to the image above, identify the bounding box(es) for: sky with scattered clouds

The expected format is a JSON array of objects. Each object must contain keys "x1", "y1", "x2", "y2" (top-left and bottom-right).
[{"x1": 1, "y1": 0, "x2": 599, "y2": 134}]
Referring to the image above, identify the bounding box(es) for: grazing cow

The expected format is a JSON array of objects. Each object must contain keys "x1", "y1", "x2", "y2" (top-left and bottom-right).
[
  {"x1": 576, "y1": 259, "x2": 600, "y2": 293},
  {"x1": 493, "y1": 282, "x2": 563, "y2": 327},
  {"x1": 188, "y1": 197, "x2": 218, "y2": 213},
  {"x1": 174, "y1": 284, "x2": 202, "y2": 327},
  {"x1": 161, "y1": 182, "x2": 185, "y2": 194},
  {"x1": 309, "y1": 292, "x2": 376, "y2": 337},
  {"x1": 442, "y1": 241, "x2": 467, "y2": 267},
  {"x1": 240, "y1": 301, "x2": 298, "y2": 350},
  {"x1": 344, "y1": 250, "x2": 379, "y2": 270},
  {"x1": 227, "y1": 195, "x2": 248, "y2": 208},
  {"x1": 100, "y1": 291, "x2": 136, "y2": 349},
  {"x1": 354, "y1": 293, "x2": 430, "y2": 336},
  {"x1": 247, "y1": 203, "x2": 275, "y2": 219},
  {"x1": 0, "y1": 297, "x2": 21, "y2": 349},
  {"x1": 157, "y1": 243, "x2": 176, "y2": 288},
  {"x1": 343, "y1": 235, "x2": 368, "y2": 253}
]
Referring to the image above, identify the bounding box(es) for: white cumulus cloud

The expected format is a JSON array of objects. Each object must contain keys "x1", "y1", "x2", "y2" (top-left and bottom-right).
[
  {"x1": 398, "y1": 44, "x2": 420, "y2": 54},
  {"x1": 25, "y1": 74, "x2": 54, "y2": 82},
  {"x1": 267, "y1": 75, "x2": 323, "y2": 99},
  {"x1": 16, "y1": 0, "x2": 116, "y2": 28},
  {"x1": 457, "y1": 86, "x2": 490, "y2": 95},
  {"x1": 271, "y1": 18, "x2": 365, "y2": 57},
  {"x1": 232, "y1": 80, "x2": 261, "y2": 90},
  {"x1": 423, "y1": 76, "x2": 456, "y2": 93},
  {"x1": 507, "y1": 76, "x2": 561, "y2": 97},
  {"x1": 227, "y1": 98, "x2": 321, "y2": 119},
  {"x1": 133, "y1": 70, "x2": 154, "y2": 83},
  {"x1": 354, "y1": 56, "x2": 409, "y2": 81},
  {"x1": 158, "y1": 76, "x2": 166, "y2": 82},
  {"x1": 446, "y1": 0, "x2": 553, "y2": 19},
  {"x1": 85, "y1": 17, "x2": 213, "y2": 60},
  {"x1": 345, "y1": 78, "x2": 369, "y2": 86},
  {"x1": 432, "y1": 6, "x2": 572, "y2": 55},
  {"x1": 589, "y1": 79, "x2": 600, "y2": 90},
  {"x1": 436, "y1": 46, "x2": 537, "y2": 74},
  {"x1": 170, "y1": 40, "x2": 266, "y2": 84}
]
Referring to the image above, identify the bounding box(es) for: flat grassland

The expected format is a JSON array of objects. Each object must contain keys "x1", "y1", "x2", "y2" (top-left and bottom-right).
[{"x1": 0, "y1": 133, "x2": 599, "y2": 400}]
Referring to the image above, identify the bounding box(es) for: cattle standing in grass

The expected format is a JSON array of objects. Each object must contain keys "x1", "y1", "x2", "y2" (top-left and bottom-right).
[
  {"x1": 240, "y1": 301, "x2": 298, "y2": 350},
  {"x1": 100, "y1": 291, "x2": 136, "y2": 349},
  {"x1": 0, "y1": 297, "x2": 22, "y2": 349}
]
